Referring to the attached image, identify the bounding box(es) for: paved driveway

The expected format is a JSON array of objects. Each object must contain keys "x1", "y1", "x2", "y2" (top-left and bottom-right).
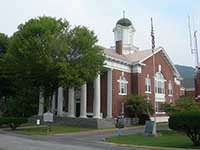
[{"x1": 0, "y1": 125, "x2": 168, "y2": 150}]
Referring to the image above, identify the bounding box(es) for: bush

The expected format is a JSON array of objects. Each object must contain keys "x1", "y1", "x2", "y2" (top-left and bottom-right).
[
  {"x1": 0, "y1": 117, "x2": 27, "y2": 130},
  {"x1": 125, "y1": 95, "x2": 153, "y2": 118},
  {"x1": 169, "y1": 111, "x2": 200, "y2": 146},
  {"x1": 164, "y1": 97, "x2": 200, "y2": 115},
  {"x1": 138, "y1": 113, "x2": 150, "y2": 125}
]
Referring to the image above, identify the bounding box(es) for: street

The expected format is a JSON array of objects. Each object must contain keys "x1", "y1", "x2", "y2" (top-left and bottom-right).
[
  {"x1": 0, "y1": 125, "x2": 168, "y2": 150},
  {"x1": 0, "y1": 127, "x2": 166, "y2": 150}
]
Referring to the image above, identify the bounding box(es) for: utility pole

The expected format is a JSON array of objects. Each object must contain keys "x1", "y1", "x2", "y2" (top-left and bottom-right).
[{"x1": 188, "y1": 16, "x2": 200, "y2": 66}]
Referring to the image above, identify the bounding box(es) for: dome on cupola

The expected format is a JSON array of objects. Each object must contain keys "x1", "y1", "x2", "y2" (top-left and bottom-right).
[
  {"x1": 113, "y1": 11, "x2": 138, "y2": 55},
  {"x1": 116, "y1": 18, "x2": 132, "y2": 26}
]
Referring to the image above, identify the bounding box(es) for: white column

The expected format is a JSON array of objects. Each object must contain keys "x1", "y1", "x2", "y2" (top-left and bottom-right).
[
  {"x1": 93, "y1": 74, "x2": 101, "y2": 118},
  {"x1": 80, "y1": 83, "x2": 87, "y2": 118},
  {"x1": 68, "y1": 88, "x2": 75, "y2": 117},
  {"x1": 38, "y1": 91, "x2": 44, "y2": 116},
  {"x1": 51, "y1": 92, "x2": 56, "y2": 113},
  {"x1": 107, "y1": 69, "x2": 113, "y2": 118},
  {"x1": 57, "y1": 87, "x2": 64, "y2": 116}
]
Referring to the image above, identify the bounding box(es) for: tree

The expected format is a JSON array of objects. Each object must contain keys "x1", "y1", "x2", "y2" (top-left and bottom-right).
[
  {"x1": 167, "y1": 97, "x2": 200, "y2": 145},
  {"x1": 0, "y1": 33, "x2": 9, "y2": 57},
  {"x1": 4, "y1": 16, "x2": 104, "y2": 113},
  {"x1": 0, "y1": 33, "x2": 14, "y2": 115},
  {"x1": 62, "y1": 26, "x2": 104, "y2": 87},
  {"x1": 5, "y1": 16, "x2": 70, "y2": 99},
  {"x1": 163, "y1": 97, "x2": 200, "y2": 115},
  {"x1": 125, "y1": 95, "x2": 153, "y2": 118}
]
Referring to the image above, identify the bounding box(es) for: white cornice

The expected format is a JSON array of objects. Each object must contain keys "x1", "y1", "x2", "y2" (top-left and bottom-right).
[{"x1": 104, "y1": 59, "x2": 131, "y2": 73}]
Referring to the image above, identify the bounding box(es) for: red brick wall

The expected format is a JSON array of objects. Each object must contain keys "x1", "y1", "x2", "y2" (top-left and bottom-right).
[
  {"x1": 87, "y1": 82, "x2": 94, "y2": 113},
  {"x1": 112, "y1": 69, "x2": 132, "y2": 117},
  {"x1": 136, "y1": 51, "x2": 180, "y2": 105}
]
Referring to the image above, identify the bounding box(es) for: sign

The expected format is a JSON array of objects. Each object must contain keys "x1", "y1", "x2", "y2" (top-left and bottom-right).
[
  {"x1": 43, "y1": 112, "x2": 53, "y2": 123},
  {"x1": 36, "y1": 119, "x2": 40, "y2": 125},
  {"x1": 116, "y1": 114, "x2": 124, "y2": 128},
  {"x1": 144, "y1": 120, "x2": 154, "y2": 134}
]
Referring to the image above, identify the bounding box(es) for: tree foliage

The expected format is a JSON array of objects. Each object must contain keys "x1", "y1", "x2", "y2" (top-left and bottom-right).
[
  {"x1": 125, "y1": 95, "x2": 153, "y2": 117},
  {"x1": 1, "y1": 16, "x2": 104, "y2": 116},
  {"x1": 0, "y1": 33, "x2": 9, "y2": 57},
  {"x1": 4, "y1": 16, "x2": 104, "y2": 100},
  {"x1": 163, "y1": 96, "x2": 200, "y2": 115},
  {"x1": 167, "y1": 97, "x2": 200, "y2": 146}
]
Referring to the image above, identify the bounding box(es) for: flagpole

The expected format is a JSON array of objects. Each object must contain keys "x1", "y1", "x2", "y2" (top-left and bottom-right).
[{"x1": 151, "y1": 17, "x2": 157, "y2": 135}]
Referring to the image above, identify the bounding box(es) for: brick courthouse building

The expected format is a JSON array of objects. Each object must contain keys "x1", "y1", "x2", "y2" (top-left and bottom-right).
[{"x1": 38, "y1": 17, "x2": 182, "y2": 123}]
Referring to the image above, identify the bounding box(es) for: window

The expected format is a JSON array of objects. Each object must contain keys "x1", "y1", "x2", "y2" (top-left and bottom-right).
[
  {"x1": 155, "y1": 102, "x2": 165, "y2": 113},
  {"x1": 118, "y1": 72, "x2": 128, "y2": 95},
  {"x1": 155, "y1": 72, "x2": 165, "y2": 94},
  {"x1": 168, "y1": 81, "x2": 173, "y2": 96},
  {"x1": 145, "y1": 74, "x2": 151, "y2": 93}
]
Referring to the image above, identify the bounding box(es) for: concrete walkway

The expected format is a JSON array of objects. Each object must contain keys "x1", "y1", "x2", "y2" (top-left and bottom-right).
[{"x1": 0, "y1": 125, "x2": 168, "y2": 150}]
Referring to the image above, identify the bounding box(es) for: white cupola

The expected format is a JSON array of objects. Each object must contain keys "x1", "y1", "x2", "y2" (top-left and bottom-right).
[{"x1": 113, "y1": 13, "x2": 137, "y2": 55}]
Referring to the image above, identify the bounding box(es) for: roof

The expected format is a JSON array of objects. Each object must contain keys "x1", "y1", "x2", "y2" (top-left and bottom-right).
[
  {"x1": 104, "y1": 47, "x2": 181, "y2": 77},
  {"x1": 116, "y1": 18, "x2": 132, "y2": 26},
  {"x1": 104, "y1": 48, "x2": 160, "y2": 63}
]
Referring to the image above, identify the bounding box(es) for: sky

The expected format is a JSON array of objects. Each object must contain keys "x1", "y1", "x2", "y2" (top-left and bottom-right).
[{"x1": 0, "y1": 0, "x2": 200, "y2": 67}]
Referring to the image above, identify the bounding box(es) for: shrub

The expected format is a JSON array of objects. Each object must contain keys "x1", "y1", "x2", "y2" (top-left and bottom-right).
[
  {"x1": 0, "y1": 117, "x2": 27, "y2": 130},
  {"x1": 138, "y1": 113, "x2": 150, "y2": 125},
  {"x1": 125, "y1": 95, "x2": 153, "y2": 118},
  {"x1": 169, "y1": 111, "x2": 200, "y2": 146},
  {"x1": 164, "y1": 97, "x2": 200, "y2": 115}
]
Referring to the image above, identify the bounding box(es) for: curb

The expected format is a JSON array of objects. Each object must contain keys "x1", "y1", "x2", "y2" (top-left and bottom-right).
[{"x1": 105, "y1": 142, "x2": 194, "y2": 150}]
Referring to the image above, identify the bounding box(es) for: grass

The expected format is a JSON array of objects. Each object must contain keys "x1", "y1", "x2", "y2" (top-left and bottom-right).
[
  {"x1": 14, "y1": 125, "x2": 92, "y2": 135},
  {"x1": 105, "y1": 130, "x2": 200, "y2": 149}
]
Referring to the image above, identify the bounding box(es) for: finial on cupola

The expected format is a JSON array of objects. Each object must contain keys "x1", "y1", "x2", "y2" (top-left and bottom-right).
[{"x1": 123, "y1": 10, "x2": 125, "y2": 18}]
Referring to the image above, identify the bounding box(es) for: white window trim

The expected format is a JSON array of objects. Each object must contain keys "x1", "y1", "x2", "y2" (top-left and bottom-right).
[
  {"x1": 155, "y1": 102, "x2": 166, "y2": 114},
  {"x1": 117, "y1": 73, "x2": 128, "y2": 96},
  {"x1": 145, "y1": 75, "x2": 151, "y2": 94},
  {"x1": 154, "y1": 72, "x2": 165, "y2": 94}
]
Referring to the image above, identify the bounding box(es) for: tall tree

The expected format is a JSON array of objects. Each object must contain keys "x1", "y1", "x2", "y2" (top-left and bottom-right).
[
  {"x1": 4, "y1": 16, "x2": 104, "y2": 108},
  {"x1": 0, "y1": 33, "x2": 9, "y2": 57},
  {"x1": 62, "y1": 26, "x2": 104, "y2": 87},
  {"x1": 0, "y1": 33, "x2": 12, "y2": 99}
]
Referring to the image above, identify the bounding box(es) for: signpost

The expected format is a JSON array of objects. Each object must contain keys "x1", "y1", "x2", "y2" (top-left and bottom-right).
[
  {"x1": 43, "y1": 111, "x2": 53, "y2": 134},
  {"x1": 116, "y1": 113, "x2": 124, "y2": 136}
]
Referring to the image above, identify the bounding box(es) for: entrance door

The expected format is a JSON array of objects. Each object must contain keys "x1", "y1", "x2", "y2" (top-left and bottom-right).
[
  {"x1": 75, "y1": 89, "x2": 81, "y2": 117},
  {"x1": 76, "y1": 99, "x2": 80, "y2": 117}
]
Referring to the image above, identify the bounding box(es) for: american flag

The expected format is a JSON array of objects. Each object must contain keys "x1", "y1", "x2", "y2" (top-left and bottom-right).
[{"x1": 151, "y1": 17, "x2": 155, "y2": 52}]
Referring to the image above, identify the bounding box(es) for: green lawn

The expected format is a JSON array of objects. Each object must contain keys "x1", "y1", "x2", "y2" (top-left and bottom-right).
[
  {"x1": 14, "y1": 125, "x2": 92, "y2": 135},
  {"x1": 105, "y1": 130, "x2": 200, "y2": 149}
]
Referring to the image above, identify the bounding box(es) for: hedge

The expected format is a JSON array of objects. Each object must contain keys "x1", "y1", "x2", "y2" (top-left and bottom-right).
[
  {"x1": 169, "y1": 111, "x2": 200, "y2": 146},
  {"x1": 138, "y1": 113, "x2": 150, "y2": 125},
  {"x1": 0, "y1": 117, "x2": 27, "y2": 130}
]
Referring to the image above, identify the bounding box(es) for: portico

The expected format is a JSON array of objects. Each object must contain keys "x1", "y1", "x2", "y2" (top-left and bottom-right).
[{"x1": 39, "y1": 70, "x2": 113, "y2": 119}]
